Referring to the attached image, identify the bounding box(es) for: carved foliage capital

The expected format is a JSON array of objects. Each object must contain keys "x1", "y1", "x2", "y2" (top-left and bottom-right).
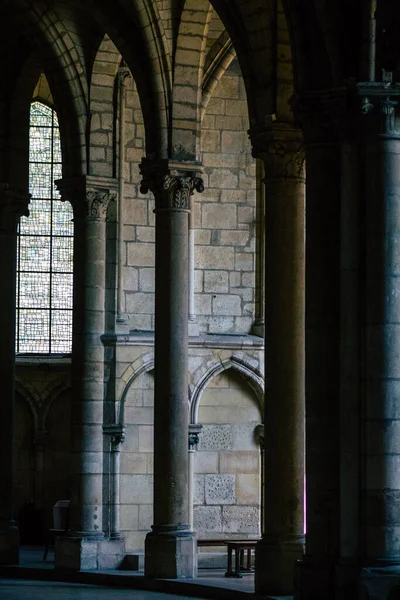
[
  {"x1": 260, "y1": 143, "x2": 305, "y2": 181},
  {"x1": 55, "y1": 178, "x2": 117, "y2": 220},
  {"x1": 140, "y1": 171, "x2": 204, "y2": 210},
  {"x1": 360, "y1": 94, "x2": 400, "y2": 137},
  {"x1": 188, "y1": 423, "x2": 203, "y2": 450},
  {"x1": 103, "y1": 424, "x2": 125, "y2": 450},
  {"x1": 85, "y1": 189, "x2": 116, "y2": 219},
  {"x1": 250, "y1": 124, "x2": 305, "y2": 180}
]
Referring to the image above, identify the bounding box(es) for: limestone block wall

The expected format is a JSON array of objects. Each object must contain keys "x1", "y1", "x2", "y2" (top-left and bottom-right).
[
  {"x1": 195, "y1": 60, "x2": 257, "y2": 334},
  {"x1": 121, "y1": 77, "x2": 155, "y2": 331},
  {"x1": 120, "y1": 368, "x2": 154, "y2": 552},
  {"x1": 194, "y1": 368, "x2": 262, "y2": 539},
  {"x1": 120, "y1": 61, "x2": 258, "y2": 335}
]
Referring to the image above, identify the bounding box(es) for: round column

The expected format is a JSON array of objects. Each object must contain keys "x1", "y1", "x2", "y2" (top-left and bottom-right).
[
  {"x1": 251, "y1": 124, "x2": 305, "y2": 595},
  {"x1": 188, "y1": 424, "x2": 202, "y2": 530},
  {"x1": 0, "y1": 185, "x2": 30, "y2": 565},
  {"x1": 140, "y1": 161, "x2": 203, "y2": 579},
  {"x1": 362, "y1": 95, "x2": 400, "y2": 566},
  {"x1": 294, "y1": 93, "x2": 346, "y2": 600},
  {"x1": 103, "y1": 425, "x2": 125, "y2": 538}
]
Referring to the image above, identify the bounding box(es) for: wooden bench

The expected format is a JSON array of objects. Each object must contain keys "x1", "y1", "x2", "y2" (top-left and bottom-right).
[
  {"x1": 197, "y1": 538, "x2": 259, "y2": 577},
  {"x1": 225, "y1": 540, "x2": 258, "y2": 578}
]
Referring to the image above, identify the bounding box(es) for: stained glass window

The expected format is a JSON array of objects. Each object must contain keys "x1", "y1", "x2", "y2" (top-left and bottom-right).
[{"x1": 16, "y1": 101, "x2": 73, "y2": 354}]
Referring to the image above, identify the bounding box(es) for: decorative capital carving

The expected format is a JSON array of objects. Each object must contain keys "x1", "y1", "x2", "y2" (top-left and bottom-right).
[
  {"x1": 359, "y1": 89, "x2": 400, "y2": 137},
  {"x1": 85, "y1": 189, "x2": 116, "y2": 218},
  {"x1": 140, "y1": 159, "x2": 204, "y2": 210},
  {"x1": 249, "y1": 122, "x2": 305, "y2": 181},
  {"x1": 34, "y1": 429, "x2": 48, "y2": 450},
  {"x1": 103, "y1": 424, "x2": 126, "y2": 449},
  {"x1": 188, "y1": 423, "x2": 203, "y2": 450},
  {"x1": 118, "y1": 60, "x2": 131, "y2": 84},
  {"x1": 55, "y1": 176, "x2": 118, "y2": 221}
]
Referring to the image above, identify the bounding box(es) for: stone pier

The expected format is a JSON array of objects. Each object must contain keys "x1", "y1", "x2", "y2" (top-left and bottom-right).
[
  {"x1": 54, "y1": 176, "x2": 125, "y2": 570},
  {"x1": 140, "y1": 159, "x2": 204, "y2": 579},
  {"x1": 251, "y1": 123, "x2": 306, "y2": 595}
]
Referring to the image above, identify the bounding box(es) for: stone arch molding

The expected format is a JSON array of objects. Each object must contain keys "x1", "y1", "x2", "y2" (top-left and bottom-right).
[
  {"x1": 189, "y1": 354, "x2": 264, "y2": 424},
  {"x1": 118, "y1": 354, "x2": 155, "y2": 426}
]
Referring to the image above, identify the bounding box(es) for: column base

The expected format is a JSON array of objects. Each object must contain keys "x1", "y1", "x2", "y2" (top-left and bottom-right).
[
  {"x1": 55, "y1": 535, "x2": 125, "y2": 571},
  {"x1": 255, "y1": 534, "x2": 305, "y2": 595},
  {"x1": 0, "y1": 522, "x2": 19, "y2": 565},
  {"x1": 145, "y1": 529, "x2": 197, "y2": 579}
]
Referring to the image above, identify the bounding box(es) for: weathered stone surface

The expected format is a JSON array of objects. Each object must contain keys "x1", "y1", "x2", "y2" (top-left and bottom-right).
[
  {"x1": 204, "y1": 270, "x2": 229, "y2": 293},
  {"x1": 197, "y1": 425, "x2": 233, "y2": 452},
  {"x1": 205, "y1": 474, "x2": 236, "y2": 505},
  {"x1": 194, "y1": 451, "x2": 219, "y2": 473},
  {"x1": 222, "y1": 506, "x2": 260, "y2": 533},
  {"x1": 219, "y1": 451, "x2": 259, "y2": 474},
  {"x1": 120, "y1": 474, "x2": 153, "y2": 504},
  {"x1": 194, "y1": 474, "x2": 205, "y2": 505},
  {"x1": 236, "y1": 474, "x2": 259, "y2": 505},
  {"x1": 193, "y1": 506, "x2": 222, "y2": 533}
]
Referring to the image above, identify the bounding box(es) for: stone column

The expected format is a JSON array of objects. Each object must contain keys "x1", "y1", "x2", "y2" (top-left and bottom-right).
[
  {"x1": 103, "y1": 424, "x2": 125, "y2": 538},
  {"x1": 0, "y1": 185, "x2": 30, "y2": 564},
  {"x1": 359, "y1": 91, "x2": 400, "y2": 589},
  {"x1": 188, "y1": 424, "x2": 202, "y2": 530},
  {"x1": 294, "y1": 93, "x2": 345, "y2": 600},
  {"x1": 140, "y1": 159, "x2": 204, "y2": 579},
  {"x1": 252, "y1": 159, "x2": 266, "y2": 338},
  {"x1": 54, "y1": 175, "x2": 125, "y2": 570},
  {"x1": 250, "y1": 123, "x2": 306, "y2": 595},
  {"x1": 188, "y1": 196, "x2": 199, "y2": 337}
]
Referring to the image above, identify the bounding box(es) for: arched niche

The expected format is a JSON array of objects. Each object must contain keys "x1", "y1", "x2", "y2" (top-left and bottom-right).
[
  {"x1": 193, "y1": 366, "x2": 262, "y2": 540},
  {"x1": 119, "y1": 367, "x2": 154, "y2": 553}
]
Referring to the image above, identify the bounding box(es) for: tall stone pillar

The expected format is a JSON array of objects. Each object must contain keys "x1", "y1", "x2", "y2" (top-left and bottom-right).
[
  {"x1": 358, "y1": 90, "x2": 400, "y2": 597},
  {"x1": 54, "y1": 175, "x2": 125, "y2": 570},
  {"x1": 0, "y1": 185, "x2": 30, "y2": 564},
  {"x1": 140, "y1": 159, "x2": 204, "y2": 579},
  {"x1": 294, "y1": 93, "x2": 345, "y2": 600},
  {"x1": 250, "y1": 123, "x2": 306, "y2": 595}
]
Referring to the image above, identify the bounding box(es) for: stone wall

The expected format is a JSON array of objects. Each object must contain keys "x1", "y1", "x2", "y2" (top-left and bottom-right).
[
  {"x1": 194, "y1": 368, "x2": 261, "y2": 539},
  {"x1": 121, "y1": 60, "x2": 258, "y2": 335},
  {"x1": 120, "y1": 368, "x2": 154, "y2": 552},
  {"x1": 195, "y1": 60, "x2": 257, "y2": 334},
  {"x1": 121, "y1": 77, "x2": 155, "y2": 331}
]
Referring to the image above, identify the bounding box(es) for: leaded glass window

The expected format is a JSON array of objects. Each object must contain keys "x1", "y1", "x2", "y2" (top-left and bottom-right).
[{"x1": 16, "y1": 101, "x2": 73, "y2": 354}]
